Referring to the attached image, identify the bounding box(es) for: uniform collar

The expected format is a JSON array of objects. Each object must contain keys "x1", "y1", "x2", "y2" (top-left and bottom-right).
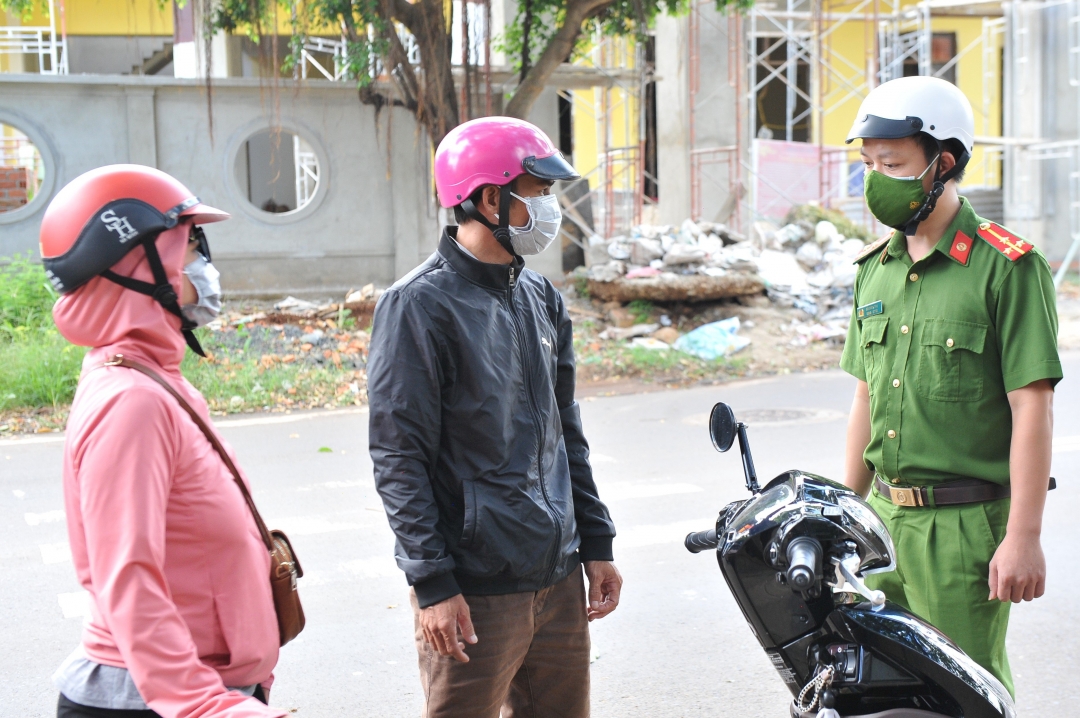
[
  {"x1": 881, "y1": 197, "x2": 978, "y2": 267},
  {"x1": 438, "y1": 226, "x2": 525, "y2": 292}
]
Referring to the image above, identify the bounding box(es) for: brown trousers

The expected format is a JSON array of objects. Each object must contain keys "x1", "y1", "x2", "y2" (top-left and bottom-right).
[{"x1": 412, "y1": 566, "x2": 591, "y2": 718}]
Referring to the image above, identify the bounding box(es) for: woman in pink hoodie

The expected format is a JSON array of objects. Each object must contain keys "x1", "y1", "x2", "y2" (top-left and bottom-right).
[{"x1": 41, "y1": 165, "x2": 288, "y2": 718}]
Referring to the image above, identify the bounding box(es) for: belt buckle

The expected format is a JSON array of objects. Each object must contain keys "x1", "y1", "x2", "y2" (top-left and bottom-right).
[{"x1": 888, "y1": 485, "x2": 923, "y2": 507}]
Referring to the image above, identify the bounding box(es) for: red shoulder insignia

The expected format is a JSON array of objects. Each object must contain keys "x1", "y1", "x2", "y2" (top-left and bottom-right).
[
  {"x1": 976, "y1": 222, "x2": 1032, "y2": 261},
  {"x1": 949, "y1": 230, "x2": 973, "y2": 265},
  {"x1": 854, "y1": 233, "x2": 892, "y2": 264}
]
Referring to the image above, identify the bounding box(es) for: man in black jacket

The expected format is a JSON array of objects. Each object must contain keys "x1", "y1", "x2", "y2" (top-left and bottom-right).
[{"x1": 368, "y1": 117, "x2": 621, "y2": 717}]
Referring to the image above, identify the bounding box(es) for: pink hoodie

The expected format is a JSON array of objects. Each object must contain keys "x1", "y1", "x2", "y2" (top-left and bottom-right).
[{"x1": 53, "y1": 224, "x2": 287, "y2": 718}]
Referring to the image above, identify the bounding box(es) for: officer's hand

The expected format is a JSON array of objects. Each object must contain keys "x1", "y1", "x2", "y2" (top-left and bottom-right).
[
  {"x1": 420, "y1": 594, "x2": 477, "y2": 662},
  {"x1": 989, "y1": 532, "x2": 1046, "y2": 603},
  {"x1": 584, "y1": 561, "x2": 623, "y2": 621}
]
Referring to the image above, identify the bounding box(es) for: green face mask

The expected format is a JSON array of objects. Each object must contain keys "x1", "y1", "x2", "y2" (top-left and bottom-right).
[{"x1": 863, "y1": 154, "x2": 940, "y2": 230}]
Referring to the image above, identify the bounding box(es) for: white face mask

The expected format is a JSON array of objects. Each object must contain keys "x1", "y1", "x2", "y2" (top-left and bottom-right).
[
  {"x1": 181, "y1": 254, "x2": 222, "y2": 327},
  {"x1": 507, "y1": 192, "x2": 563, "y2": 256}
]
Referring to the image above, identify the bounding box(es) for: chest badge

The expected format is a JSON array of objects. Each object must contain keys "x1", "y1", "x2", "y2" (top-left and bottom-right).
[
  {"x1": 857, "y1": 301, "x2": 883, "y2": 320},
  {"x1": 541, "y1": 336, "x2": 552, "y2": 351}
]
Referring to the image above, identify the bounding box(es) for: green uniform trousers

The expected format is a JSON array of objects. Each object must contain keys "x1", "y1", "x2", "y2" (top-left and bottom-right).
[{"x1": 865, "y1": 488, "x2": 1014, "y2": 696}]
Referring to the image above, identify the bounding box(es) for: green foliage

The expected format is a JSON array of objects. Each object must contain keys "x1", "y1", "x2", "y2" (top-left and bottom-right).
[
  {"x1": 627, "y1": 299, "x2": 654, "y2": 324},
  {"x1": 0, "y1": 330, "x2": 85, "y2": 411},
  {"x1": 498, "y1": 0, "x2": 753, "y2": 75},
  {"x1": 0, "y1": 252, "x2": 57, "y2": 340},
  {"x1": 214, "y1": 0, "x2": 391, "y2": 86}
]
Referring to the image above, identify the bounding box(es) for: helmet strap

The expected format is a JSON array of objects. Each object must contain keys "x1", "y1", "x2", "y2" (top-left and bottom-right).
[
  {"x1": 101, "y1": 235, "x2": 207, "y2": 357},
  {"x1": 459, "y1": 182, "x2": 520, "y2": 258},
  {"x1": 903, "y1": 143, "x2": 947, "y2": 237}
]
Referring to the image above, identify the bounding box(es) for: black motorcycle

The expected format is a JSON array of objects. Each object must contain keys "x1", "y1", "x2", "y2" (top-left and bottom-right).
[{"x1": 685, "y1": 403, "x2": 1016, "y2": 718}]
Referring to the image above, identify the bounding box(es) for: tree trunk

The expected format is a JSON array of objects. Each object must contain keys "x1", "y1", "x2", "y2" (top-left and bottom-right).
[
  {"x1": 503, "y1": 0, "x2": 614, "y2": 119},
  {"x1": 400, "y1": 0, "x2": 461, "y2": 148}
]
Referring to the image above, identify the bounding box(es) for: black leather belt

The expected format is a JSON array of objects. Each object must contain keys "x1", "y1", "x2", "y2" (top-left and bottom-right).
[{"x1": 874, "y1": 475, "x2": 1057, "y2": 508}]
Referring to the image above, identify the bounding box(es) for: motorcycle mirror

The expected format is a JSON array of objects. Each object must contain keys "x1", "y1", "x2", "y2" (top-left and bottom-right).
[{"x1": 709, "y1": 403, "x2": 738, "y2": 452}]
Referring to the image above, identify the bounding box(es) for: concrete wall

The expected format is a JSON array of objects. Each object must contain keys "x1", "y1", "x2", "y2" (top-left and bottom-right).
[
  {"x1": 0, "y1": 74, "x2": 566, "y2": 294},
  {"x1": 654, "y1": 10, "x2": 740, "y2": 226}
]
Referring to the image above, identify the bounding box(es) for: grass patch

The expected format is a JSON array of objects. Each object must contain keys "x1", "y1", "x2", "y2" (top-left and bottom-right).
[
  {"x1": 0, "y1": 329, "x2": 86, "y2": 412},
  {"x1": 574, "y1": 336, "x2": 749, "y2": 384},
  {"x1": 0, "y1": 254, "x2": 367, "y2": 434}
]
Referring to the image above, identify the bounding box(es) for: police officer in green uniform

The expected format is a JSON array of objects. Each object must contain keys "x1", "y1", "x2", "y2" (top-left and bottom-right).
[{"x1": 839, "y1": 76, "x2": 1061, "y2": 696}]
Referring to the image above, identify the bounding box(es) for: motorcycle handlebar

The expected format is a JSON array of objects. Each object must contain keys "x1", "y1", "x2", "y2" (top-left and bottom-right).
[
  {"x1": 684, "y1": 529, "x2": 720, "y2": 554},
  {"x1": 786, "y1": 537, "x2": 822, "y2": 590}
]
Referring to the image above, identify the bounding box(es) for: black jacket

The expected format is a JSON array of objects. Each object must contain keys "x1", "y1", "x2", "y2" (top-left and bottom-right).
[{"x1": 368, "y1": 228, "x2": 615, "y2": 608}]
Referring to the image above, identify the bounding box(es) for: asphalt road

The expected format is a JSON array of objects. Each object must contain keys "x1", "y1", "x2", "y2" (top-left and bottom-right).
[{"x1": 3, "y1": 355, "x2": 1077, "y2": 717}]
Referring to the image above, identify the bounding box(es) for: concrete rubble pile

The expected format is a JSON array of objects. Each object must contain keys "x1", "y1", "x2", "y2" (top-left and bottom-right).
[
  {"x1": 588, "y1": 217, "x2": 863, "y2": 304},
  {"x1": 580, "y1": 217, "x2": 869, "y2": 354}
]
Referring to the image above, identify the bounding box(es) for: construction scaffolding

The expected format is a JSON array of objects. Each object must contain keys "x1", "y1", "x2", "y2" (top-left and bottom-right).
[
  {"x1": 686, "y1": 0, "x2": 1015, "y2": 237},
  {"x1": 686, "y1": 0, "x2": 1079, "y2": 282},
  {"x1": 555, "y1": 34, "x2": 653, "y2": 242},
  {"x1": 0, "y1": 0, "x2": 68, "y2": 74}
]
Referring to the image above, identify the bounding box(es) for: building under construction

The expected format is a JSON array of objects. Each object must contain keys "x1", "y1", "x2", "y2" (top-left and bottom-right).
[{"x1": 1, "y1": 0, "x2": 1078, "y2": 289}]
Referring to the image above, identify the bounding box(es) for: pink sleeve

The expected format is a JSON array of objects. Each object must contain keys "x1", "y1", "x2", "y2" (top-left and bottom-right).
[{"x1": 76, "y1": 387, "x2": 287, "y2": 718}]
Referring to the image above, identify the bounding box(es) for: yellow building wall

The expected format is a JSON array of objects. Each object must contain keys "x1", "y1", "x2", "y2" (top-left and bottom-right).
[
  {"x1": 568, "y1": 38, "x2": 641, "y2": 192},
  {"x1": 3, "y1": 0, "x2": 173, "y2": 35},
  {"x1": 818, "y1": 2, "x2": 1002, "y2": 187}
]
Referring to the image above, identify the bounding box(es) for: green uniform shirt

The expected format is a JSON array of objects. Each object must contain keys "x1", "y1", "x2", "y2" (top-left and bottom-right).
[{"x1": 840, "y1": 198, "x2": 1062, "y2": 485}]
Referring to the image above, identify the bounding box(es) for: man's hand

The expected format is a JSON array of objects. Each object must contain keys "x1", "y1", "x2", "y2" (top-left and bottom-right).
[
  {"x1": 419, "y1": 594, "x2": 477, "y2": 662},
  {"x1": 989, "y1": 531, "x2": 1046, "y2": 603},
  {"x1": 584, "y1": 561, "x2": 622, "y2": 621}
]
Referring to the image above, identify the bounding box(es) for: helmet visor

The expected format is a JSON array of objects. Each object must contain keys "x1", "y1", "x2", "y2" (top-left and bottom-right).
[
  {"x1": 522, "y1": 153, "x2": 580, "y2": 182},
  {"x1": 846, "y1": 114, "x2": 925, "y2": 144}
]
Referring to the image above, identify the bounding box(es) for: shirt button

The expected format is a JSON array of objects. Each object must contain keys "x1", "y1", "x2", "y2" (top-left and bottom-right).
[
  {"x1": 946, "y1": 338, "x2": 954, "y2": 347},
  {"x1": 887, "y1": 429, "x2": 897, "y2": 439},
  {"x1": 892, "y1": 378, "x2": 900, "y2": 388},
  {"x1": 901, "y1": 325, "x2": 909, "y2": 334},
  {"x1": 909, "y1": 273, "x2": 919, "y2": 282}
]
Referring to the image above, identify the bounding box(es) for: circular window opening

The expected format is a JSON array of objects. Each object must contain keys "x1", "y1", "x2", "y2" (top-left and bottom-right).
[
  {"x1": 0, "y1": 122, "x2": 45, "y2": 214},
  {"x1": 234, "y1": 128, "x2": 321, "y2": 215}
]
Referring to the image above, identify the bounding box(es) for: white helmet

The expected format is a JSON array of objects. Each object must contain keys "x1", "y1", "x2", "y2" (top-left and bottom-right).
[{"x1": 847, "y1": 76, "x2": 974, "y2": 153}]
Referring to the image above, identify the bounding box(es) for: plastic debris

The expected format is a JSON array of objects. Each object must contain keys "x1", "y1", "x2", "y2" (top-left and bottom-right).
[{"x1": 673, "y1": 317, "x2": 751, "y2": 359}]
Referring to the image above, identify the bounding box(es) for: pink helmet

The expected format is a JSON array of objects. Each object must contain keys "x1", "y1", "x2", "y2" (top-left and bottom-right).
[{"x1": 434, "y1": 117, "x2": 579, "y2": 208}]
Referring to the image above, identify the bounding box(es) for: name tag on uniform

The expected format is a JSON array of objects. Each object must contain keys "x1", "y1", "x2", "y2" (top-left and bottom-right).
[{"x1": 857, "y1": 301, "x2": 883, "y2": 320}]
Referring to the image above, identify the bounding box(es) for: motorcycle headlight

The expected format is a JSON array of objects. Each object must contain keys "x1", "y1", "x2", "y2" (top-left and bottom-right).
[{"x1": 837, "y1": 493, "x2": 896, "y2": 574}]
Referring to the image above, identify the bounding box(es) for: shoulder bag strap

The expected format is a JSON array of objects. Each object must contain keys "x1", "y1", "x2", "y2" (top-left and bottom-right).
[{"x1": 97, "y1": 354, "x2": 275, "y2": 551}]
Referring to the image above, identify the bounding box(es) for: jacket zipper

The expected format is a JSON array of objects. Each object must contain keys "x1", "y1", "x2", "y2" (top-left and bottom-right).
[{"x1": 504, "y1": 275, "x2": 562, "y2": 585}]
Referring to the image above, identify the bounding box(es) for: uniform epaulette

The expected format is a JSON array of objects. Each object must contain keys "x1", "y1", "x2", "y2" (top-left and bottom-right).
[
  {"x1": 976, "y1": 221, "x2": 1033, "y2": 261},
  {"x1": 854, "y1": 233, "x2": 892, "y2": 264}
]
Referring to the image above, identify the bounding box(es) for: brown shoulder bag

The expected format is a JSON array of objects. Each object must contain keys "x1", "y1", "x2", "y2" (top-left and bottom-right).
[{"x1": 102, "y1": 354, "x2": 306, "y2": 646}]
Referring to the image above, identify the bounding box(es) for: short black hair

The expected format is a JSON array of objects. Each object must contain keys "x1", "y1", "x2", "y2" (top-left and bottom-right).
[
  {"x1": 913, "y1": 132, "x2": 966, "y2": 184},
  {"x1": 453, "y1": 186, "x2": 487, "y2": 225}
]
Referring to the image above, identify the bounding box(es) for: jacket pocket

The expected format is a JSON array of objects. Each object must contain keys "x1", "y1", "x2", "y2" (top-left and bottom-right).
[
  {"x1": 459, "y1": 480, "x2": 478, "y2": 549},
  {"x1": 860, "y1": 317, "x2": 889, "y2": 395},
  {"x1": 918, "y1": 319, "x2": 987, "y2": 402}
]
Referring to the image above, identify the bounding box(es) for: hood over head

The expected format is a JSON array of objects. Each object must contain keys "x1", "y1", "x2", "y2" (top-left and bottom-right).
[{"x1": 52, "y1": 222, "x2": 192, "y2": 375}]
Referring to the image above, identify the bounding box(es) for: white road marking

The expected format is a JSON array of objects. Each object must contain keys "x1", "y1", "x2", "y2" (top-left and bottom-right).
[
  {"x1": 57, "y1": 591, "x2": 91, "y2": 619},
  {"x1": 297, "y1": 479, "x2": 365, "y2": 491},
  {"x1": 215, "y1": 407, "x2": 368, "y2": 429},
  {"x1": 338, "y1": 556, "x2": 399, "y2": 579},
  {"x1": 601, "y1": 482, "x2": 703, "y2": 501},
  {"x1": 618, "y1": 519, "x2": 717, "y2": 549},
  {"x1": 25, "y1": 510, "x2": 66, "y2": 526},
  {"x1": 12, "y1": 489, "x2": 25, "y2": 499},
  {"x1": 590, "y1": 453, "x2": 618, "y2": 464},
  {"x1": 275, "y1": 516, "x2": 364, "y2": 536},
  {"x1": 1053, "y1": 435, "x2": 1080, "y2": 453},
  {"x1": 40, "y1": 542, "x2": 72, "y2": 565}
]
